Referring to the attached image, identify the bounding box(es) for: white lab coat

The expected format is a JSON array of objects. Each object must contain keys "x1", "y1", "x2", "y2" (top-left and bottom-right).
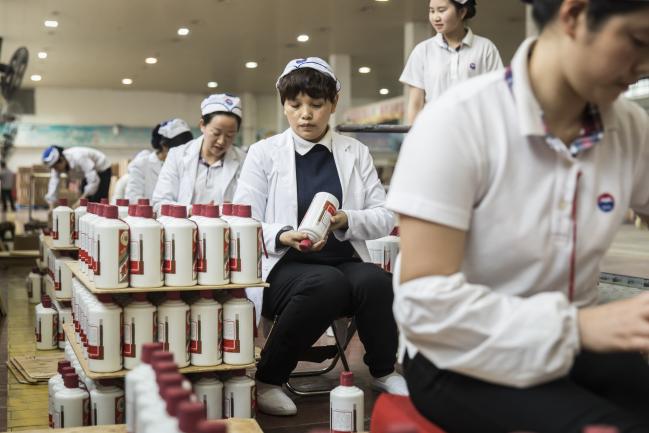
[
  {"x1": 151, "y1": 136, "x2": 245, "y2": 213},
  {"x1": 45, "y1": 147, "x2": 111, "y2": 205},
  {"x1": 125, "y1": 151, "x2": 163, "y2": 202},
  {"x1": 233, "y1": 128, "x2": 394, "y2": 320}
]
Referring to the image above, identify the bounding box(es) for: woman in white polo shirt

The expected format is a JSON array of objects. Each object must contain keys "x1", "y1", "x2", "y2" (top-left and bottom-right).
[
  {"x1": 400, "y1": 0, "x2": 502, "y2": 124},
  {"x1": 388, "y1": 0, "x2": 649, "y2": 431}
]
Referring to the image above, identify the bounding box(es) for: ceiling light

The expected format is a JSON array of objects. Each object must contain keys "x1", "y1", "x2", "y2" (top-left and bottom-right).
[
  {"x1": 37, "y1": 51, "x2": 48, "y2": 59},
  {"x1": 207, "y1": 81, "x2": 218, "y2": 88},
  {"x1": 245, "y1": 61, "x2": 258, "y2": 69},
  {"x1": 375, "y1": 0, "x2": 390, "y2": 2},
  {"x1": 297, "y1": 34, "x2": 310, "y2": 43},
  {"x1": 379, "y1": 88, "x2": 390, "y2": 95},
  {"x1": 177, "y1": 27, "x2": 190, "y2": 36},
  {"x1": 122, "y1": 78, "x2": 133, "y2": 85},
  {"x1": 358, "y1": 66, "x2": 371, "y2": 74},
  {"x1": 145, "y1": 57, "x2": 158, "y2": 65},
  {"x1": 44, "y1": 20, "x2": 58, "y2": 28},
  {"x1": 30, "y1": 74, "x2": 42, "y2": 82}
]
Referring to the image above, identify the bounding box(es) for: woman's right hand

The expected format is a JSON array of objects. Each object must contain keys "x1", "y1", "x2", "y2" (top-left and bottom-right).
[
  {"x1": 578, "y1": 293, "x2": 649, "y2": 353},
  {"x1": 278, "y1": 230, "x2": 326, "y2": 252}
]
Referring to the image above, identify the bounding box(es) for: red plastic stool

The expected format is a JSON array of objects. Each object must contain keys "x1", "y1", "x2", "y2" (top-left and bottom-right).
[{"x1": 370, "y1": 394, "x2": 448, "y2": 433}]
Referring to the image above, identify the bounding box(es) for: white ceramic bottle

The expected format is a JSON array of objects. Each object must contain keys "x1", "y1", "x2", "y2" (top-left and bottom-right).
[
  {"x1": 87, "y1": 294, "x2": 123, "y2": 373},
  {"x1": 116, "y1": 198, "x2": 130, "y2": 219},
  {"x1": 223, "y1": 371, "x2": 256, "y2": 419},
  {"x1": 53, "y1": 198, "x2": 75, "y2": 247},
  {"x1": 366, "y1": 227, "x2": 400, "y2": 273},
  {"x1": 80, "y1": 203, "x2": 98, "y2": 275},
  {"x1": 35, "y1": 296, "x2": 59, "y2": 350},
  {"x1": 190, "y1": 290, "x2": 222, "y2": 366},
  {"x1": 27, "y1": 267, "x2": 43, "y2": 304},
  {"x1": 197, "y1": 204, "x2": 230, "y2": 285},
  {"x1": 90, "y1": 380, "x2": 125, "y2": 426},
  {"x1": 89, "y1": 204, "x2": 106, "y2": 280},
  {"x1": 163, "y1": 205, "x2": 198, "y2": 287},
  {"x1": 229, "y1": 205, "x2": 262, "y2": 285},
  {"x1": 74, "y1": 198, "x2": 88, "y2": 247},
  {"x1": 157, "y1": 291, "x2": 191, "y2": 367},
  {"x1": 297, "y1": 192, "x2": 339, "y2": 250},
  {"x1": 129, "y1": 204, "x2": 164, "y2": 288},
  {"x1": 48, "y1": 361, "x2": 72, "y2": 427},
  {"x1": 53, "y1": 373, "x2": 90, "y2": 428},
  {"x1": 193, "y1": 375, "x2": 223, "y2": 420},
  {"x1": 55, "y1": 256, "x2": 75, "y2": 299},
  {"x1": 222, "y1": 293, "x2": 255, "y2": 365},
  {"x1": 123, "y1": 292, "x2": 157, "y2": 370},
  {"x1": 54, "y1": 299, "x2": 72, "y2": 349},
  {"x1": 330, "y1": 371, "x2": 364, "y2": 433},
  {"x1": 94, "y1": 205, "x2": 130, "y2": 289},
  {"x1": 125, "y1": 342, "x2": 163, "y2": 433}
]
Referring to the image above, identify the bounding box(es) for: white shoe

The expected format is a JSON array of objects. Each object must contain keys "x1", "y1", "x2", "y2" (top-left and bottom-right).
[
  {"x1": 256, "y1": 381, "x2": 297, "y2": 416},
  {"x1": 371, "y1": 372, "x2": 409, "y2": 396}
]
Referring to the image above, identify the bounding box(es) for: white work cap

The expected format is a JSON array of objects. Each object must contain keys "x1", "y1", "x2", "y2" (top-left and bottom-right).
[
  {"x1": 276, "y1": 57, "x2": 341, "y2": 92},
  {"x1": 158, "y1": 118, "x2": 191, "y2": 139},
  {"x1": 200, "y1": 94, "x2": 242, "y2": 119}
]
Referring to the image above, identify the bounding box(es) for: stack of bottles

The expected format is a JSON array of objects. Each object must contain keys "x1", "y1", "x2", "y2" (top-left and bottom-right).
[
  {"x1": 70, "y1": 278, "x2": 256, "y2": 372},
  {"x1": 75, "y1": 201, "x2": 263, "y2": 289},
  {"x1": 366, "y1": 226, "x2": 400, "y2": 273},
  {"x1": 127, "y1": 343, "x2": 252, "y2": 433}
]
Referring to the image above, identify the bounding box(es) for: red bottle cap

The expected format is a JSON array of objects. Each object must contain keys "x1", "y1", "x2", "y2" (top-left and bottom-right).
[
  {"x1": 200, "y1": 290, "x2": 213, "y2": 300},
  {"x1": 157, "y1": 372, "x2": 184, "y2": 392},
  {"x1": 42, "y1": 297, "x2": 52, "y2": 308},
  {"x1": 151, "y1": 351, "x2": 175, "y2": 368},
  {"x1": 231, "y1": 370, "x2": 247, "y2": 377},
  {"x1": 171, "y1": 205, "x2": 187, "y2": 218},
  {"x1": 299, "y1": 239, "x2": 313, "y2": 251},
  {"x1": 153, "y1": 361, "x2": 178, "y2": 377},
  {"x1": 141, "y1": 342, "x2": 164, "y2": 364},
  {"x1": 197, "y1": 420, "x2": 228, "y2": 433},
  {"x1": 57, "y1": 198, "x2": 68, "y2": 206},
  {"x1": 164, "y1": 388, "x2": 192, "y2": 417},
  {"x1": 132, "y1": 292, "x2": 148, "y2": 302},
  {"x1": 32, "y1": 267, "x2": 40, "y2": 273},
  {"x1": 100, "y1": 198, "x2": 108, "y2": 204},
  {"x1": 63, "y1": 373, "x2": 78, "y2": 388},
  {"x1": 192, "y1": 204, "x2": 204, "y2": 217},
  {"x1": 138, "y1": 198, "x2": 150, "y2": 205},
  {"x1": 87, "y1": 203, "x2": 94, "y2": 214},
  {"x1": 116, "y1": 199, "x2": 129, "y2": 206},
  {"x1": 79, "y1": 198, "x2": 88, "y2": 206},
  {"x1": 104, "y1": 205, "x2": 119, "y2": 219},
  {"x1": 128, "y1": 204, "x2": 138, "y2": 217},
  {"x1": 390, "y1": 226, "x2": 400, "y2": 236},
  {"x1": 136, "y1": 205, "x2": 153, "y2": 219},
  {"x1": 96, "y1": 294, "x2": 113, "y2": 303},
  {"x1": 166, "y1": 291, "x2": 181, "y2": 301},
  {"x1": 222, "y1": 203, "x2": 233, "y2": 216},
  {"x1": 61, "y1": 367, "x2": 76, "y2": 377},
  {"x1": 203, "y1": 204, "x2": 220, "y2": 218},
  {"x1": 178, "y1": 401, "x2": 207, "y2": 433},
  {"x1": 57, "y1": 360, "x2": 71, "y2": 374},
  {"x1": 161, "y1": 204, "x2": 171, "y2": 217},
  {"x1": 583, "y1": 427, "x2": 620, "y2": 433},
  {"x1": 237, "y1": 205, "x2": 252, "y2": 218},
  {"x1": 340, "y1": 371, "x2": 354, "y2": 386}
]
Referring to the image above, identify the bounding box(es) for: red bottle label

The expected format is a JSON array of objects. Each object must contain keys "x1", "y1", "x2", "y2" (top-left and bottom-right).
[{"x1": 118, "y1": 229, "x2": 129, "y2": 284}]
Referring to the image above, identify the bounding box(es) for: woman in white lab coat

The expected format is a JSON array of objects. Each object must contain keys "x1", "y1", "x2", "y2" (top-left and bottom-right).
[
  {"x1": 125, "y1": 118, "x2": 193, "y2": 202},
  {"x1": 42, "y1": 145, "x2": 112, "y2": 206},
  {"x1": 151, "y1": 94, "x2": 245, "y2": 212},
  {"x1": 234, "y1": 58, "x2": 406, "y2": 417}
]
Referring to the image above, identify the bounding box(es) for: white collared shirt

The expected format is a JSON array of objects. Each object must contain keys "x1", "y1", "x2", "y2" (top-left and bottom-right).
[
  {"x1": 193, "y1": 148, "x2": 225, "y2": 204},
  {"x1": 387, "y1": 38, "x2": 649, "y2": 387},
  {"x1": 400, "y1": 28, "x2": 503, "y2": 103},
  {"x1": 290, "y1": 127, "x2": 333, "y2": 155}
]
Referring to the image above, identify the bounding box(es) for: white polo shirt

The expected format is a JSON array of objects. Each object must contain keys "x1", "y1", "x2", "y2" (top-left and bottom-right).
[
  {"x1": 400, "y1": 28, "x2": 503, "y2": 103},
  {"x1": 387, "y1": 37, "x2": 649, "y2": 387}
]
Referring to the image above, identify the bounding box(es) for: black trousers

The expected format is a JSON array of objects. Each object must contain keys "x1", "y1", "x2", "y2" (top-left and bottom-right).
[
  {"x1": 405, "y1": 351, "x2": 649, "y2": 433},
  {"x1": 1, "y1": 189, "x2": 15, "y2": 211},
  {"x1": 81, "y1": 167, "x2": 112, "y2": 203},
  {"x1": 256, "y1": 260, "x2": 399, "y2": 385}
]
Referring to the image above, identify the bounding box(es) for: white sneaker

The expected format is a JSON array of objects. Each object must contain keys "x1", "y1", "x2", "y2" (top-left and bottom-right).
[
  {"x1": 371, "y1": 372, "x2": 409, "y2": 396},
  {"x1": 256, "y1": 381, "x2": 298, "y2": 416}
]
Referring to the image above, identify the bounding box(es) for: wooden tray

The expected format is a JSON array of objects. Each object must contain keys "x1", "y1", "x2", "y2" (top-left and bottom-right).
[
  {"x1": 11, "y1": 354, "x2": 63, "y2": 381},
  {"x1": 43, "y1": 235, "x2": 79, "y2": 253},
  {"x1": 63, "y1": 324, "x2": 258, "y2": 380},
  {"x1": 66, "y1": 261, "x2": 268, "y2": 294},
  {"x1": 7, "y1": 361, "x2": 35, "y2": 384}
]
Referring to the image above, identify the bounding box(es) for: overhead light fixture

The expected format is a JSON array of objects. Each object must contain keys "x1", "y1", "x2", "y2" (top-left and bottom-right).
[
  {"x1": 379, "y1": 88, "x2": 390, "y2": 95},
  {"x1": 38, "y1": 51, "x2": 48, "y2": 59},
  {"x1": 145, "y1": 57, "x2": 158, "y2": 65},
  {"x1": 245, "y1": 61, "x2": 258, "y2": 69},
  {"x1": 122, "y1": 78, "x2": 133, "y2": 85},
  {"x1": 375, "y1": 0, "x2": 390, "y2": 2},
  {"x1": 177, "y1": 27, "x2": 190, "y2": 36},
  {"x1": 44, "y1": 20, "x2": 59, "y2": 28},
  {"x1": 207, "y1": 81, "x2": 218, "y2": 88},
  {"x1": 358, "y1": 66, "x2": 371, "y2": 74},
  {"x1": 30, "y1": 74, "x2": 42, "y2": 82},
  {"x1": 297, "y1": 34, "x2": 310, "y2": 43}
]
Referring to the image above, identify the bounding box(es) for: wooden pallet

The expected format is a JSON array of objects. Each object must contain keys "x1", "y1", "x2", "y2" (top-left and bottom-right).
[{"x1": 9, "y1": 354, "x2": 63, "y2": 382}]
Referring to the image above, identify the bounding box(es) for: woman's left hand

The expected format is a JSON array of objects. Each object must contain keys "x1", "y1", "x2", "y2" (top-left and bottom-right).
[{"x1": 330, "y1": 211, "x2": 348, "y2": 231}]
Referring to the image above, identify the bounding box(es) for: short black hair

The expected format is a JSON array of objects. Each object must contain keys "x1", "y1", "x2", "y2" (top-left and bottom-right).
[
  {"x1": 451, "y1": 0, "x2": 477, "y2": 20},
  {"x1": 201, "y1": 112, "x2": 242, "y2": 131},
  {"x1": 151, "y1": 124, "x2": 163, "y2": 151},
  {"x1": 530, "y1": 0, "x2": 649, "y2": 30},
  {"x1": 277, "y1": 67, "x2": 338, "y2": 105}
]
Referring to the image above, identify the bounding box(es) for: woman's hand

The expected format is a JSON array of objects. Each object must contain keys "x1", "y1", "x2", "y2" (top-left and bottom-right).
[
  {"x1": 279, "y1": 230, "x2": 327, "y2": 252},
  {"x1": 579, "y1": 293, "x2": 649, "y2": 353},
  {"x1": 330, "y1": 211, "x2": 348, "y2": 231}
]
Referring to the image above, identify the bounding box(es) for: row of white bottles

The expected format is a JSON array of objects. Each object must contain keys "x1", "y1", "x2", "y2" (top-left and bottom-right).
[
  {"x1": 366, "y1": 227, "x2": 400, "y2": 273},
  {"x1": 53, "y1": 198, "x2": 75, "y2": 247}
]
